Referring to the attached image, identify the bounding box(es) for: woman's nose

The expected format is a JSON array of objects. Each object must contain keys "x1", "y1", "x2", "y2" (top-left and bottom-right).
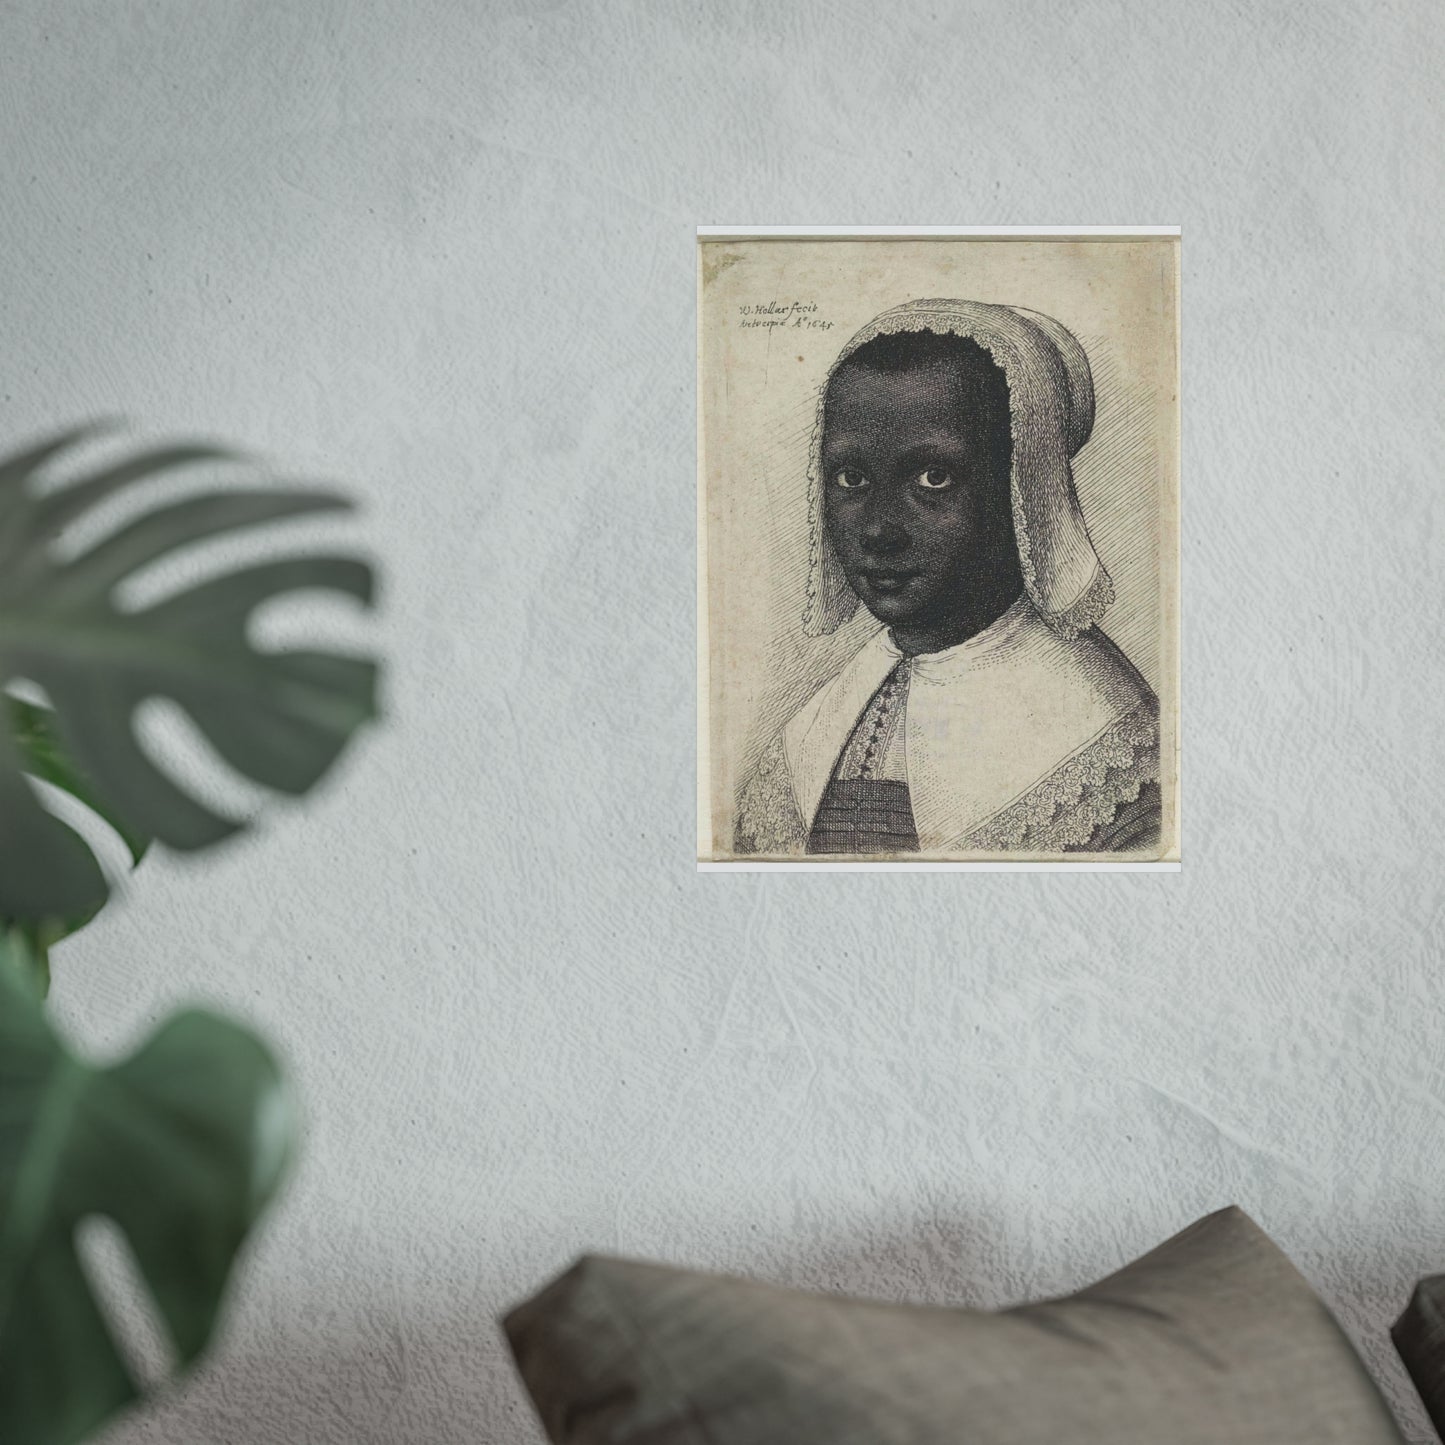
[{"x1": 860, "y1": 497, "x2": 909, "y2": 554}]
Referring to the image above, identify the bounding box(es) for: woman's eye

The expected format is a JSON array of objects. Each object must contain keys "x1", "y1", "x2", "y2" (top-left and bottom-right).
[
  {"x1": 832, "y1": 468, "x2": 869, "y2": 490},
  {"x1": 915, "y1": 468, "x2": 954, "y2": 490}
]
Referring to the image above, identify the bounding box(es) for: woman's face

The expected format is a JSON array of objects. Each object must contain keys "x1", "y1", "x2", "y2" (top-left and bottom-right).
[{"x1": 821, "y1": 357, "x2": 1017, "y2": 640}]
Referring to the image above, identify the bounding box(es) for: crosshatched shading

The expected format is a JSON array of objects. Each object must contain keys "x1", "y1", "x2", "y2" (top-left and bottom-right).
[{"x1": 700, "y1": 240, "x2": 1179, "y2": 863}]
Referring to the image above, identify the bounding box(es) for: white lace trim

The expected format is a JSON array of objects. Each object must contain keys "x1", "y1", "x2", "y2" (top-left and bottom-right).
[
  {"x1": 1032, "y1": 563, "x2": 1116, "y2": 641},
  {"x1": 733, "y1": 734, "x2": 807, "y2": 855},
  {"x1": 737, "y1": 699, "x2": 1158, "y2": 857},
  {"x1": 959, "y1": 701, "x2": 1159, "y2": 851}
]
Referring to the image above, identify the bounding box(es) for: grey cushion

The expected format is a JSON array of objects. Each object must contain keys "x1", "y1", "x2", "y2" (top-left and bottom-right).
[
  {"x1": 504, "y1": 1206, "x2": 1404, "y2": 1445},
  {"x1": 1394, "y1": 1275, "x2": 1445, "y2": 1441}
]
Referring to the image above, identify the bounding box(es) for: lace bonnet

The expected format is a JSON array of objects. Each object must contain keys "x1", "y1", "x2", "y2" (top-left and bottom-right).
[{"x1": 803, "y1": 298, "x2": 1114, "y2": 639}]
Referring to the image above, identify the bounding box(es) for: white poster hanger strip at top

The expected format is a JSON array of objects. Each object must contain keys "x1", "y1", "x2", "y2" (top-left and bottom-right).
[{"x1": 696, "y1": 225, "x2": 1182, "y2": 238}]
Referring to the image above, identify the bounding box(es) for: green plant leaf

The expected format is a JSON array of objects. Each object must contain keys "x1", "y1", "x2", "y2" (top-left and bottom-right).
[
  {"x1": 0, "y1": 425, "x2": 378, "y2": 922},
  {"x1": 5, "y1": 698, "x2": 148, "y2": 961},
  {"x1": 8, "y1": 698, "x2": 150, "y2": 868},
  {"x1": 1, "y1": 923, "x2": 50, "y2": 1000},
  {"x1": 0, "y1": 935, "x2": 295, "y2": 1445}
]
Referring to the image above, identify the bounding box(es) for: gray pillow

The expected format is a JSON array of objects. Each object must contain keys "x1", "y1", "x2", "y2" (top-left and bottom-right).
[
  {"x1": 1394, "y1": 1275, "x2": 1445, "y2": 1441},
  {"x1": 504, "y1": 1206, "x2": 1405, "y2": 1444}
]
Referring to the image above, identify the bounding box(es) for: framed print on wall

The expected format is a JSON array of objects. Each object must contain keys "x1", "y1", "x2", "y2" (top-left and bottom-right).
[{"x1": 697, "y1": 228, "x2": 1180, "y2": 867}]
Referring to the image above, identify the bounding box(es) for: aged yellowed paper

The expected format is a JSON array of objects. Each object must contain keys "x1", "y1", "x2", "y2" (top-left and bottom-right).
[{"x1": 698, "y1": 234, "x2": 1179, "y2": 864}]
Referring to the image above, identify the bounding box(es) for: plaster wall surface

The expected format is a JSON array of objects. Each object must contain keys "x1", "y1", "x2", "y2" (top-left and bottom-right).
[{"x1": 2, "y1": 2, "x2": 1441, "y2": 1440}]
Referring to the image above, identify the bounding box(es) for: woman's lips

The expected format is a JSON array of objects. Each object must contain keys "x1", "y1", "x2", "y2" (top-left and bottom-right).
[{"x1": 860, "y1": 571, "x2": 916, "y2": 594}]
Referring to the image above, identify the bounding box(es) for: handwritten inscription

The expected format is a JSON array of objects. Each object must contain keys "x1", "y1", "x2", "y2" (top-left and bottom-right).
[{"x1": 737, "y1": 300, "x2": 834, "y2": 331}]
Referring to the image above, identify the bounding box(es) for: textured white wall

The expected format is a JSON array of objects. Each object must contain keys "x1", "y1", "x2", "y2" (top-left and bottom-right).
[{"x1": 4, "y1": 2, "x2": 1442, "y2": 1441}]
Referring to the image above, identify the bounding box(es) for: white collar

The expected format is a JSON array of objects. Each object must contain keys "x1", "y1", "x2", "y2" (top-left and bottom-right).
[{"x1": 782, "y1": 598, "x2": 1152, "y2": 850}]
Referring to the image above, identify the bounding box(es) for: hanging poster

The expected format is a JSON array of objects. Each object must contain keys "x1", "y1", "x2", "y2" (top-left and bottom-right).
[{"x1": 698, "y1": 231, "x2": 1180, "y2": 864}]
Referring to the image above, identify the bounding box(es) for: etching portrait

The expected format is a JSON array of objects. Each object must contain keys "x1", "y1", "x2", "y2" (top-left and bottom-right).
[{"x1": 698, "y1": 236, "x2": 1179, "y2": 862}]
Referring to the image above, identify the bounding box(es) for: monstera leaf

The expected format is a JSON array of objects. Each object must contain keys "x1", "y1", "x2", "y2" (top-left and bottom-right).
[
  {"x1": 4, "y1": 697, "x2": 152, "y2": 995},
  {"x1": 0, "y1": 425, "x2": 378, "y2": 925},
  {"x1": 0, "y1": 933, "x2": 295, "y2": 1445}
]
